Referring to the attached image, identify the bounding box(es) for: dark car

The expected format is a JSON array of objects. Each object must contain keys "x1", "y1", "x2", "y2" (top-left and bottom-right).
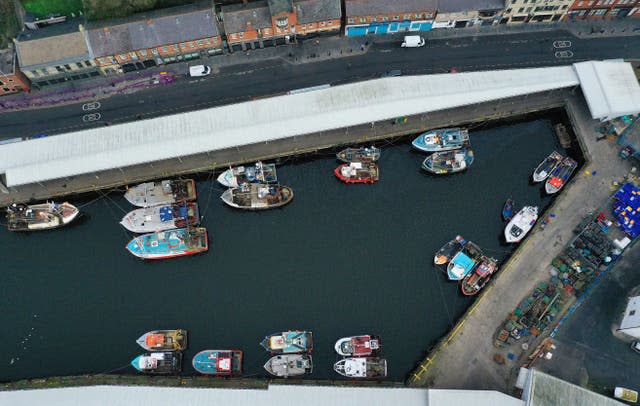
[{"x1": 381, "y1": 69, "x2": 402, "y2": 78}]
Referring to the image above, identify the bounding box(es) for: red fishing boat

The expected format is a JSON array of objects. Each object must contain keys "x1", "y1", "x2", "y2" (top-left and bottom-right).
[
  {"x1": 461, "y1": 256, "x2": 499, "y2": 296},
  {"x1": 334, "y1": 335, "x2": 381, "y2": 357},
  {"x1": 334, "y1": 162, "x2": 379, "y2": 184}
]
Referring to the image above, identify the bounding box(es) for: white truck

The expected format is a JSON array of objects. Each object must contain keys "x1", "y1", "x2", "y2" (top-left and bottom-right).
[
  {"x1": 401, "y1": 35, "x2": 425, "y2": 48},
  {"x1": 188, "y1": 65, "x2": 211, "y2": 77}
]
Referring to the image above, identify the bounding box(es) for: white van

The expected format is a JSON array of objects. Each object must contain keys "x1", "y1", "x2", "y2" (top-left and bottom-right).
[
  {"x1": 401, "y1": 35, "x2": 425, "y2": 48},
  {"x1": 188, "y1": 65, "x2": 211, "y2": 77}
]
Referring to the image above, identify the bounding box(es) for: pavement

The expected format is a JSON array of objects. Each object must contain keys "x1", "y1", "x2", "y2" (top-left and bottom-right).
[
  {"x1": 408, "y1": 90, "x2": 634, "y2": 391},
  {"x1": 0, "y1": 19, "x2": 639, "y2": 115}
]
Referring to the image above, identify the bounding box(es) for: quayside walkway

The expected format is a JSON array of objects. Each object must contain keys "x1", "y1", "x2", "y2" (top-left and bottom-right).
[{"x1": 407, "y1": 92, "x2": 633, "y2": 391}]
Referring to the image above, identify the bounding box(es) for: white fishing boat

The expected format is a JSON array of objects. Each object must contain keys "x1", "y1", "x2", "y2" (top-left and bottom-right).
[
  {"x1": 333, "y1": 357, "x2": 387, "y2": 379},
  {"x1": 263, "y1": 354, "x2": 313, "y2": 378},
  {"x1": 124, "y1": 179, "x2": 196, "y2": 207},
  {"x1": 217, "y1": 162, "x2": 277, "y2": 188},
  {"x1": 120, "y1": 202, "x2": 199, "y2": 233},
  {"x1": 504, "y1": 206, "x2": 538, "y2": 243},
  {"x1": 532, "y1": 151, "x2": 563, "y2": 183}
]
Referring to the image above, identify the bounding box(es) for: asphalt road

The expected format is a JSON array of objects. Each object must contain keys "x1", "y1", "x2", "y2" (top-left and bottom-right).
[{"x1": 1, "y1": 30, "x2": 639, "y2": 140}]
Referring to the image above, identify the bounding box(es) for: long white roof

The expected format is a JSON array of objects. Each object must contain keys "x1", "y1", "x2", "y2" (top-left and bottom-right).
[
  {"x1": 0, "y1": 385, "x2": 524, "y2": 406},
  {"x1": 1, "y1": 61, "x2": 638, "y2": 187}
]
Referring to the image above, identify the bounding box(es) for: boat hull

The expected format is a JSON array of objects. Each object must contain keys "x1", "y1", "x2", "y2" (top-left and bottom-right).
[
  {"x1": 504, "y1": 206, "x2": 538, "y2": 243},
  {"x1": 446, "y1": 241, "x2": 483, "y2": 280},
  {"x1": 120, "y1": 202, "x2": 200, "y2": 233},
  {"x1": 532, "y1": 151, "x2": 563, "y2": 183},
  {"x1": 260, "y1": 331, "x2": 313, "y2": 354},
  {"x1": 333, "y1": 357, "x2": 387, "y2": 379},
  {"x1": 220, "y1": 184, "x2": 293, "y2": 210},
  {"x1": 460, "y1": 256, "x2": 499, "y2": 296},
  {"x1": 124, "y1": 179, "x2": 197, "y2": 207},
  {"x1": 411, "y1": 128, "x2": 469, "y2": 153},
  {"x1": 336, "y1": 147, "x2": 381, "y2": 163},
  {"x1": 502, "y1": 199, "x2": 514, "y2": 221},
  {"x1": 6, "y1": 202, "x2": 79, "y2": 232},
  {"x1": 192, "y1": 350, "x2": 243, "y2": 376},
  {"x1": 544, "y1": 157, "x2": 577, "y2": 194},
  {"x1": 217, "y1": 162, "x2": 278, "y2": 188},
  {"x1": 334, "y1": 335, "x2": 381, "y2": 357},
  {"x1": 421, "y1": 148, "x2": 474, "y2": 175},
  {"x1": 263, "y1": 354, "x2": 313, "y2": 377},
  {"x1": 433, "y1": 236, "x2": 466, "y2": 265},
  {"x1": 126, "y1": 227, "x2": 209, "y2": 260},
  {"x1": 136, "y1": 329, "x2": 188, "y2": 351},
  {"x1": 131, "y1": 352, "x2": 182, "y2": 375},
  {"x1": 334, "y1": 163, "x2": 379, "y2": 184}
]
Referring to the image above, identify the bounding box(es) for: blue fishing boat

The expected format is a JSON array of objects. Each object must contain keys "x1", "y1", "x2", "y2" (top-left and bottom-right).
[
  {"x1": 260, "y1": 331, "x2": 313, "y2": 354},
  {"x1": 125, "y1": 227, "x2": 208, "y2": 260},
  {"x1": 502, "y1": 198, "x2": 514, "y2": 221},
  {"x1": 447, "y1": 241, "x2": 483, "y2": 281},
  {"x1": 192, "y1": 350, "x2": 243, "y2": 376},
  {"x1": 412, "y1": 128, "x2": 469, "y2": 153},
  {"x1": 131, "y1": 351, "x2": 182, "y2": 375}
]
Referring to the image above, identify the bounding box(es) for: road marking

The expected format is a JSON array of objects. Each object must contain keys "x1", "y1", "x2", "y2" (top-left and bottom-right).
[
  {"x1": 553, "y1": 40, "x2": 572, "y2": 49},
  {"x1": 82, "y1": 113, "x2": 101, "y2": 122},
  {"x1": 555, "y1": 50, "x2": 574, "y2": 59},
  {"x1": 82, "y1": 101, "x2": 101, "y2": 111}
]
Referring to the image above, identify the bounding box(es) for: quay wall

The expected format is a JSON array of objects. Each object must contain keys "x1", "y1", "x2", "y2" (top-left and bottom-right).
[{"x1": 0, "y1": 88, "x2": 570, "y2": 206}]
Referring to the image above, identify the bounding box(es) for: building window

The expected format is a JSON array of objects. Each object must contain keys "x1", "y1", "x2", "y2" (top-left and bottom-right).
[
  {"x1": 359, "y1": 17, "x2": 366, "y2": 23},
  {"x1": 31, "y1": 70, "x2": 40, "y2": 77},
  {"x1": 347, "y1": 17, "x2": 355, "y2": 23},
  {"x1": 562, "y1": 4, "x2": 568, "y2": 8},
  {"x1": 162, "y1": 46, "x2": 169, "y2": 52},
  {"x1": 631, "y1": 310, "x2": 636, "y2": 316},
  {"x1": 64, "y1": 64, "x2": 71, "y2": 70},
  {"x1": 197, "y1": 40, "x2": 204, "y2": 46},
  {"x1": 393, "y1": 15, "x2": 400, "y2": 20},
  {"x1": 518, "y1": 7, "x2": 524, "y2": 12},
  {"x1": 403, "y1": 14, "x2": 411, "y2": 19},
  {"x1": 189, "y1": 42, "x2": 195, "y2": 48},
  {"x1": 2, "y1": 87, "x2": 9, "y2": 92},
  {"x1": 56, "y1": 66, "x2": 64, "y2": 72},
  {"x1": 320, "y1": 21, "x2": 325, "y2": 26},
  {"x1": 414, "y1": 13, "x2": 421, "y2": 18},
  {"x1": 84, "y1": 60, "x2": 92, "y2": 67},
  {"x1": 139, "y1": 49, "x2": 147, "y2": 57},
  {"x1": 382, "y1": 16, "x2": 389, "y2": 21},
  {"x1": 239, "y1": 32, "x2": 244, "y2": 39},
  {"x1": 173, "y1": 45, "x2": 179, "y2": 51},
  {"x1": 119, "y1": 54, "x2": 127, "y2": 60},
  {"x1": 76, "y1": 62, "x2": 83, "y2": 68},
  {"x1": 506, "y1": 8, "x2": 512, "y2": 13}
]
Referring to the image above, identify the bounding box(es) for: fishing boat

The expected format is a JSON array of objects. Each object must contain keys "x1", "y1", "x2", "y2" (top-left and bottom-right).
[
  {"x1": 336, "y1": 146, "x2": 381, "y2": 163},
  {"x1": 334, "y1": 335, "x2": 381, "y2": 357},
  {"x1": 131, "y1": 351, "x2": 182, "y2": 375},
  {"x1": 217, "y1": 161, "x2": 277, "y2": 188},
  {"x1": 6, "y1": 202, "x2": 79, "y2": 231},
  {"x1": 504, "y1": 206, "x2": 538, "y2": 243},
  {"x1": 532, "y1": 151, "x2": 563, "y2": 183},
  {"x1": 502, "y1": 198, "x2": 514, "y2": 222},
  {"x1": 333, "y1": 357, "x2": 387, "y2": 379},
  {"x1": 135, "y1": 329, "x2": 188, "y2": 351},
  {"x1": 447, "y1": 241, "x2": 483, "y2": 281},
  {"x1": 124, "y1": 179, "x2": 196, "y2": 207},
  {"x1": 411, "y1": 127, "x2": 469, "y2": 153},
  {"x1": 545, "y1": 157, "x2": 578, "y2": 194},
  {"x1": 220, "y1": 183, "x2": 293, "y2": 210},
  {"x1": 125, "y1": 227, "x2": 208, "y2": 260},
  {"x1": 192, "y1": 350, "x2": 243, "y2": 376},
  {"x1": 120, "y1": 202, "x2": 200, "y2": 233},
  {"x1": 461, "y1": 256, "x2": 499, "y2": 296},
  {"x1": 421, "y1": 148, "x2": 474, "y2": 175},
  {"x1": 334, "y1": 162, "x2": 379, "y2": 184},
  {"x1": 263, "y1": 354, "x2": 313, "y2": 378},
  {"x1": 434, "y1": 236, "x2": 467, "y2": 265},
  {"x1": 260, "y1": 331, "x2": 313, "y2": 354}
]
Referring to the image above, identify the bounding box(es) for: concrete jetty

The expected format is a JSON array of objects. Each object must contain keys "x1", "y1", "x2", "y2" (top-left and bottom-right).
[{"x1": 407, "y1": 91, "x2": 633, "y2": 391}]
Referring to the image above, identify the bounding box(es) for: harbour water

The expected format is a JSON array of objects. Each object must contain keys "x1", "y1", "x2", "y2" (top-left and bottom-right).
[{"x1": 1, "y1": 117, "x2": 572, "y2": 382}]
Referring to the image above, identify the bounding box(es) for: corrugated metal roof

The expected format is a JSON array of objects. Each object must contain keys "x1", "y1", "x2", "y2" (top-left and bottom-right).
[
  {"x1": 0, "y1": 65, "x2": 586, "y2": 187},
  {"x1": 0, "y1": 384, "x2": 524, "y2": 406},
  {"x1": 573, "y1": 60, "x2": 640, "y2": 121}
]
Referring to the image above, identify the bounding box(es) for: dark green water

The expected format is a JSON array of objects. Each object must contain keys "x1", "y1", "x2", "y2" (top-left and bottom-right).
[{"x1": 1, "y1": 118, "x2": 569, "y2": 382}]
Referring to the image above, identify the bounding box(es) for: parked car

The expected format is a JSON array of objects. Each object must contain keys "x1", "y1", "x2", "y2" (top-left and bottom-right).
[
  {"x1": 188, "y1": 65, "x2": 211, "y2": 77},
  {"x1": 614, "y1": 387, "x2": 638, "y2": 403}
]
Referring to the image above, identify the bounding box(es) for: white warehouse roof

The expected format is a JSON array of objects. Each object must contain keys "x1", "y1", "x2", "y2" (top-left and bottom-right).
[
  {"x1": 0, "y1": 385, "x2": 524, "y2": 406},
  {"x1": 1, "y1": 61, "x2": 638, "y2": 187}
]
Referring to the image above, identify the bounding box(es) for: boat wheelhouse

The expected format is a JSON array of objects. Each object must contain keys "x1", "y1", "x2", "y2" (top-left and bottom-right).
[
  {"x1": 217, "y1": 161, "x2": 277, "y2": 188},
  {"x1": 504, "y1": 206, "x2": 538, "y2": 243},
  {"x1": 120, "y1": 202, "x2": 200, "y2": 233},
  {"x1": 447, "y1": 241, "x2": 483, "y2": 281}
]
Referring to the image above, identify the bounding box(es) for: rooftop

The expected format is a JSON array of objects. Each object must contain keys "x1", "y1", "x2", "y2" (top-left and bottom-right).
[
  {"x1": 268, "y1": 0, "x2": 294, "y2": 15},
  {"x1": 436, "y1": 0, "x2": 505, "y2": 13},
  {"x1": 522, "y1": 369, "x2": 624, "y2": 406},
  {"x1": 87, "y1": 4, "x2": 218, "y2": 57},
  {"x1": 345, "y1": 0, "x2": 438, "y2": 16},
  {"x1": 14, "y1": 21, "x2": 90, "y2": 68},
  {"x1": 222, "y1": 1, "x2": 273, "y2": 33},
  {"x1": 295, "y1": 0, "x2": 342, "y2": 24},
  {"x1": 0, "y1": 46, "x2": 16, "y2": 74}
]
